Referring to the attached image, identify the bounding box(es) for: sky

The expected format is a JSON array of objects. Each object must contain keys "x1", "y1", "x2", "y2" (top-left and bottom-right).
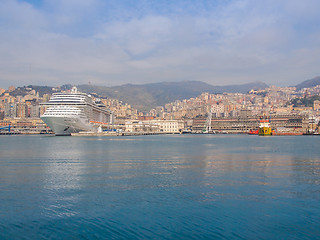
[{"x1": 0, "y1": 0, "x2": 320, "y2": 88}]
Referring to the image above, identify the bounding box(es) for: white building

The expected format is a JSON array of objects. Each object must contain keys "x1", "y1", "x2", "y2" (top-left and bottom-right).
[
  {"x1": 125, "y1": 120, "x2": 184, "y2": 133},
  {"x1": 157, "y1": 120, "x2": 184, "y2": 133},
  {"x1": 125, "y1": 120, "x2": 160, "y2": 133}
]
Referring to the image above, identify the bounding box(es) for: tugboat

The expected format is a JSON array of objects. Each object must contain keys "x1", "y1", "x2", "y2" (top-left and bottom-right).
[{"x1": 258, "y1": 117, "x2": 272, "y2": 136}]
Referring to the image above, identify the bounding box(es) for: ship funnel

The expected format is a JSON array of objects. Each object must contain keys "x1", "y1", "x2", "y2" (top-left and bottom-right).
[{"x1": 71, "y1": 86, "x2": 78, "y2": 93}]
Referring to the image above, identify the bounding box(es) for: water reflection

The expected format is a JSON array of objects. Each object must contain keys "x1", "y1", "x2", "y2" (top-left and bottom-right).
[
  {"x1": 289, "y1": 156, "x2": 320, "y2": 201},
  {"x1": 1, "y1": 135, "x2": 320, "y2": 239}
]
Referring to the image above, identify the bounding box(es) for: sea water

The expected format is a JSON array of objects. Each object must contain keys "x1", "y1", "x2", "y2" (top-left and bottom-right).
[{"x1": 0, "y1": 134, "x2": 319, "y2": 239}]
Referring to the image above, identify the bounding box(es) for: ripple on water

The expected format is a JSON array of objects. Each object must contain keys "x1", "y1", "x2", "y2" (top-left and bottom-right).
[{"x1": 0, "y1": 135, "x2": 320, "y2": 239}]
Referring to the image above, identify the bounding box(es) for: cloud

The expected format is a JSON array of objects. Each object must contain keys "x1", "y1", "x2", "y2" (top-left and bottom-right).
[{"x1": 0, "y1": 0, "x2": 320, "y2": 88}]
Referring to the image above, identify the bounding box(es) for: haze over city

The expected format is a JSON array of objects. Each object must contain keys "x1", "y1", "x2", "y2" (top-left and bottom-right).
[{"x1": 1, "y1": 0, "x2": 320, "y2": 88}]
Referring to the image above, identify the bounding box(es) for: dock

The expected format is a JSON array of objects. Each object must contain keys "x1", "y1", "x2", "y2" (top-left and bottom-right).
[
  {"x1": 71, "y1": 131, "x2": 176, "y2": 136},
  {"x1": 0, "y1": 132, "x2": 21, "y2": 135}
]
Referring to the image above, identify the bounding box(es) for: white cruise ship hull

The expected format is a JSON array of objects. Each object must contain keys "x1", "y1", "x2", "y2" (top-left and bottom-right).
[{"x1": 41, "y1": 116, "x2": 94, "y2": 136}]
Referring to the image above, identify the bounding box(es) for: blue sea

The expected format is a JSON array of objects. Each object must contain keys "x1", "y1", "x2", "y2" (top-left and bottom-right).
[{"x1": 0, "y1": 134, "x2": 319, "y2": 239}]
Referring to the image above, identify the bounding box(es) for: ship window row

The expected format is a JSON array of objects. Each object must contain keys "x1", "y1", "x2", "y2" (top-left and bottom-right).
[
  {"x1": 45, "y1": 110, "x2": 82, "y2": 113},
  {"x1": 46, "y1": 106, "x2": 81, "y2": 109},
  {"x1": 45, "y1": 109, "x2": 82, "y2": 114},
  {"x1": 50, "y1": 99, "x2": 85, "y2": 102},
  {"x1": 53, "y1": 94, "x2": 87, "y2": 97},
  {"x1": 52, "y1": 95, "x2": 88, "y2": 98},
  {"x1": 44, "y1": 113, "x2": 80, "y2": 115},
  {"x1": 50, "y1": 96, "x2": 87, "y2": 100},
  {"x1": 44, "y1": 112, "x2": 82, "y2": 115},
  {"x1": 46, "y1": 111, "x2": 80, "y2": 115},
  {"x1": 46, "y1": 107, "x2": 81, "y2": 110},
  {"x1": 46, "y1": 110, "x2": 81, "y2": 112}
]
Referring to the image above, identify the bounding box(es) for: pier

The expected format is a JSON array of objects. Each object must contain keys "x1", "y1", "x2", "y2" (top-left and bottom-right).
[
  {"x1": 0, "y1": 132, "x2": 21, "y2": 135},
  {"x1": 71, "y1": 131, "x2": 172, "y2": 136}
]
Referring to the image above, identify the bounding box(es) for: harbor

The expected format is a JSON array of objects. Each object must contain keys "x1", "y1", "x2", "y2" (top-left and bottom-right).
[
  {"x1": 1, "y1": 1, "x2": 320, "y2": 239},
  {"x1": 1, "y1": 119, "x2": 318, "y2": 136}
]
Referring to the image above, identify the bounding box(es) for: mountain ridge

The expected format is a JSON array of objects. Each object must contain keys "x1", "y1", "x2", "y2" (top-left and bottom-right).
[
  {"x1": 77, "y1": 81, "x2": 268, "y2": 111},
  {"x1": 10, "y1": 76, "x2": 320, "y2": 111},
  {"x1": 294, "y1": 76, "x2": 320, "y2": 90}
]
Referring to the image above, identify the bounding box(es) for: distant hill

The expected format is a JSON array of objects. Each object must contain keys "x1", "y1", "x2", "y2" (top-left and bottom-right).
[
  {"x1": 3, "y1": 81, "x2": 268, "y2": 111},
  {"x1": 3, "y1": 85, "x2": 57, "y2": 97},
  {"x1": 295, "y1": 76, "x2": 320, "y2": 91},
  {"x1": 77, "y1": 81, "x2": 268, "y2": 111},
  {"x1": 289, "y1": 95, "x2": 320, "y2": 107},
  {"x1": 217, "y1": 82, "x2": 268, "y2": 93},
  {"x1": 26, "y1": 85, "x2": 57, "y2": 96}
]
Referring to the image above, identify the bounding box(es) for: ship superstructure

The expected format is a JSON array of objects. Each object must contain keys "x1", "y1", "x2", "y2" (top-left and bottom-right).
[
  {"x1": 258, "y1": 118, "x2": 272, "y2": 136},
  {"x1": 41, "y1": 87, "x2": 113, "y2": 135}
]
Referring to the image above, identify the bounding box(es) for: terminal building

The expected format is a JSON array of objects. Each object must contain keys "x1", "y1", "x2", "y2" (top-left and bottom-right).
[{"x1": 192, "y1": 114, "x2": 309, "y2": 134}]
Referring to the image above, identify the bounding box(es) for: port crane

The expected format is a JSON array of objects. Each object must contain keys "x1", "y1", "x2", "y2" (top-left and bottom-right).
[{"x1": 202, "y1": 108, "x2": 213, "y2": 133}]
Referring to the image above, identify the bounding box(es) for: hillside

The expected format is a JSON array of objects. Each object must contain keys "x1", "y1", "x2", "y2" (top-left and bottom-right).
[
  {"x1": 77, "y1": 81, "x2": 268, "y2": 111},
  {"x1": 295, "y1": 76, "x2": 320, "y2": 91},
  {"x1": 2, "y1": 81, "x2": 268, "y2": 111},
  {"x1": 289, "y1": 95, "x2": 320, "y2": 107}
]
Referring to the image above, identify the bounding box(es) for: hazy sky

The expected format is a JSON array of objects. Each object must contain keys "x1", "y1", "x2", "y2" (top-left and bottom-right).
[{"x1": 1, "y1": 0, "x2": 320, "y2": 88}]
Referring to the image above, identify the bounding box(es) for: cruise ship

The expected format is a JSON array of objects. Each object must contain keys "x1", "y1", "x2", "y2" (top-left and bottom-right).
[{"x1": 41, "y1": 87, "x2": 113, "y2": 135}]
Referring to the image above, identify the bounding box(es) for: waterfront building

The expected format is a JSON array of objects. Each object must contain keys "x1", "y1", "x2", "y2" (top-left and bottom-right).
[
  {"x1": 157, "y1": 120, "x2": 184, "y2": 133},
  {"x1": 125, "y1": 120, "x2": 160, "y2": 133},
  {"x1": 125, "y1": 119, "x2": 184, "y2": 134},
  {"x1": 192, "y1": 114, "x2": 309, "y2": 134}
]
